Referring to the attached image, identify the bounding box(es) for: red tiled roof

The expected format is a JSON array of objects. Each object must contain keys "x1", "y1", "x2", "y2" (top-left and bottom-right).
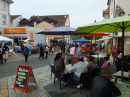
[{"x1": 103, "y1": 6, "x2": 110, "y2": 16}]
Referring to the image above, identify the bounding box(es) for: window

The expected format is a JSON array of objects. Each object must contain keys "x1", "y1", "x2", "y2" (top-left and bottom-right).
[
  {"x1": 2, "y1": 15, "x2": 7, "y2": 25},
  {"x1": 2, "y1": 1, "x2": 6, "y2": 10}
]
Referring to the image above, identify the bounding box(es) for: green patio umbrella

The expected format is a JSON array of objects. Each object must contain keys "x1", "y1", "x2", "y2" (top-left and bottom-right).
[{"x1": 75, "y1": 14, "x2": 130, "y2": 81}]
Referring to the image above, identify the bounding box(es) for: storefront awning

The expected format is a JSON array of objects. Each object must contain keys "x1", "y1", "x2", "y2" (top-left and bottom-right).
[{"x1": 99, "y1": 37, "x2": 112, "y2": 41}]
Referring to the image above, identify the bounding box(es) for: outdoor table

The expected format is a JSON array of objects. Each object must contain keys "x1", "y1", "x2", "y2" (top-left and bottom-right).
[
  {"x1": 113, "y1": 71, "x2": 129, "y2": 78},
  {"x1": 113, "y1": 71, "x2": 130, "y2": 81},
  {"x1": 65, "y1": 64, "x2": 73, "y2": 73},
  {"x1": 91, "y1": 54, "x2": 104, "y2": 58},
  {"x1": 91, "y1": 54, "x2": 104, "y2": 64},
  {"x1": 111, "y1": 79, "x2": 130, "y2": 97},
  {"x1": 78, "y1": 53, "x2": 87, "y2": 57}
]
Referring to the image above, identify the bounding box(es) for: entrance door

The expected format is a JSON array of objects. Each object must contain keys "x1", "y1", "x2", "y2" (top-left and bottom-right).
[{"x1": 14, "y1": 38, "x2": 19, "y2": 46}]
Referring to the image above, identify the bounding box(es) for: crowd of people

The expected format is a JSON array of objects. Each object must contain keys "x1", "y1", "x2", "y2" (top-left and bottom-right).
[
  {"x1": 50, "y1": 44, "x2": 122, "y2": 97},
  {"x1": 0, "y1": 43, "x2": 9, "y2": 64}
]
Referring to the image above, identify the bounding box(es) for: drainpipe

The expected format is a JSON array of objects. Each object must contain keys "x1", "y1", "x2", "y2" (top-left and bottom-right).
[{"x1": 113, "y1": 0, "x2": 115, "y2": 18}]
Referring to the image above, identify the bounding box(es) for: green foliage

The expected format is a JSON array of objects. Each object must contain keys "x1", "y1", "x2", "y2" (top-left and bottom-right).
[
  {"x1": 84, "y1": 36, "x2": 102, "y2": 40},
  {"x1": 70, "y1": 35, "x2": 80, "y2": 40}
]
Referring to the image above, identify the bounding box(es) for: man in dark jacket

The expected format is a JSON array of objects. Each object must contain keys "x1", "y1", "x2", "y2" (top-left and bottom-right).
[{"x1": 89, "y1": 67, "x2": 121, "y2": 97}]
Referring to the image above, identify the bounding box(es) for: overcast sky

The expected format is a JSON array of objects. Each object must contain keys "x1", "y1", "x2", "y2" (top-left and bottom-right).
[{"x1": 10, "y1": 0, "x2": 108, "y2": 28}]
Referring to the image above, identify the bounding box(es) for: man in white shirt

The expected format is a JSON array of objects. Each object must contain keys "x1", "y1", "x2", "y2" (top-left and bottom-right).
[{"x1": 70, "y1": 57, "x2": 88, "y2": 88}]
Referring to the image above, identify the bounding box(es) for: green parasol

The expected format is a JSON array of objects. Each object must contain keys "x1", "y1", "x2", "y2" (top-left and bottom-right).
[{"x1": 75, "y1": 15, "x2": 130, "y2": 81}]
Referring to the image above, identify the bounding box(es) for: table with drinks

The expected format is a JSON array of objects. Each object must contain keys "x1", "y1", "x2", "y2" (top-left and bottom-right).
[
  {"x1": 112, "y1": 79, "x2": 130, "y2": 97},
  {"x1": 112, "y1": 71, "x2": 130, "y2": 97},
  {"x1": 91, "y1": 54, "x2": 104, "y2": 58}
]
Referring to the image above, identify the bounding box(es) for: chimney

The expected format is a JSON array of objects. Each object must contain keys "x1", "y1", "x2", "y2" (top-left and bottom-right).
[{"x1": 64, "y1": 14, "x2": 67, "y2": 18}]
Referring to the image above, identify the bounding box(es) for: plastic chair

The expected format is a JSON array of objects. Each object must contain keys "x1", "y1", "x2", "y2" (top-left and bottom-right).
[
  {"x1": 49, "y1": 64, "x2": 55, "y2": 79},
  {"x1": 79, "y1": 71, "x2": 92, "y2": 93},
  {"x1": 114, "y1": 61, "x2": 122, "y2": 72},
  {"x1": 52, "y1": 68, "x2": 62, "y2": 90},
  {"x1": 91, "y1": 68, "x2": 100, "y2": 79}
]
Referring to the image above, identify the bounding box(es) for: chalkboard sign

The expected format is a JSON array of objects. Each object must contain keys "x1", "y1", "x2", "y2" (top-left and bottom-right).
[
  {"x1": 15, "y1": 66, "x2": 29, "y2": 88},
  {"x1": 13, "y1": 64, "x2": 37, "y2": 93}
]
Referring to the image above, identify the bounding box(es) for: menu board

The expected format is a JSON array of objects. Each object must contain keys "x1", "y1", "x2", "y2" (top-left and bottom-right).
[
  {"x1": 15, "y1": 66, "x2": 29, "y2": 88},
  {"x1": 14, "y1": 64, "x2": 37, "y2": 93}
]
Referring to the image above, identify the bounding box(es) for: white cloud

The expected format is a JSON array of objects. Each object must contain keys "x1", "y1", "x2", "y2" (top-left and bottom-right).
[{"x1": 10, "y1": 0, "x2": 108, "y2": 27}]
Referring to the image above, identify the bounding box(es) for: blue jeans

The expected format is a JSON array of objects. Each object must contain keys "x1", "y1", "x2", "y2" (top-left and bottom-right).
[
  {"x1": 29, "y1": 51, "x2": 31, "y2": 55},
  {"x1": 73, "y1": 74, "x2": 80, "y2": 85}
]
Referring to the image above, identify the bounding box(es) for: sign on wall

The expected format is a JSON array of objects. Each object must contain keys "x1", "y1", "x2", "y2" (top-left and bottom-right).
[{"x1": 4, "y1": 28, "x2": 26, "y2": 34}]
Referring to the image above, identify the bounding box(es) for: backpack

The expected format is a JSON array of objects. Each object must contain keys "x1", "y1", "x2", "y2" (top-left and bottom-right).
[{"x1": 23, "y1": 48, "x2": 29, "y2": 55}]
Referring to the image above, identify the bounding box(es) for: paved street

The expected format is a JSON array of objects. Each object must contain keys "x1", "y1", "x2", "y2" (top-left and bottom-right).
[
  {"x1": 0, "y1": 51, "x2": 117, "y2": 97},
  {"x1": 0, "y1": 53, "x2": 55, "y2": 78},
  {"x1": 0, "y1": 53, "x2": 55, "y2": 97}
]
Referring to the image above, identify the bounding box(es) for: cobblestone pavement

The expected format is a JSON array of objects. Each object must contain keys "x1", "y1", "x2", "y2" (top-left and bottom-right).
[
  {"x1": 0, "y1": 65, "x2": 53, "y2": 97},
  {"x1": 0, "y1": 50, "x2": 112, "y2": 97}
]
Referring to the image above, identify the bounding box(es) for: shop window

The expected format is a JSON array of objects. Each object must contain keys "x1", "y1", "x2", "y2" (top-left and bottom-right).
[
  {"x1": 1, "y1": 1, "x2": 6, "y2": 10},
  {"x1": 2, "y1": 15, "x2": 7, "y2": 25}
]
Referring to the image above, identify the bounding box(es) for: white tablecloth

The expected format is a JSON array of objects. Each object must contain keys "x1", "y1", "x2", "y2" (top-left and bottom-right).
[
  {"x1": 65, "y1": 64, "x2": 72, "y2": 73},
  {"x1": 91, "y1": 54, "x2": 104, "y2": 58},
  {"x1": 113, "y1": 71, "x2": 129, "y2": 78},
  {"x1": 111, "y1": 79, "x2": 130, "y2": 97}
]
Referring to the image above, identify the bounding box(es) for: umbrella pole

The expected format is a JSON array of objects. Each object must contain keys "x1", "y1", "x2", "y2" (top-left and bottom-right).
[
  {"x1": 91, "y1": 36, "x2": 93, "y2": 53},
  {"x1": 121, "y1": 22, "x2": 125, "y2": 81}
]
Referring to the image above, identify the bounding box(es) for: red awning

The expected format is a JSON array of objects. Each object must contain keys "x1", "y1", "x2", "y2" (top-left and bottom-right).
[{"x1": 82, "y1": 33, "x2": 109, "y2": 36}]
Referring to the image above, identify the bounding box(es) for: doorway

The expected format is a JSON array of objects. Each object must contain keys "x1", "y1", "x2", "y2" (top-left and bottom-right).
[{"x1": 14, "y1": 37, "x2": 19, "y2": 46}]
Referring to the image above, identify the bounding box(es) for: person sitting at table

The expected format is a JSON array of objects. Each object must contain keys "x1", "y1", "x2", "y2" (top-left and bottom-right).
[
  {"x1": 55, "y1": 58, "x2": 71, "y2": 85},
  {"x1": 71, "y1": 56, "x2": 78, "y2": 65},
  {"x1": 86, "y1": 56, "x2": 96, "y2": 71},
  {"x1": 89, "y1": 67, "x2": 121, "y2": 97},
  {"x1": 54, "y1": 53, "x2": 62, "y2": 67},
  {"x1": 70, "y1": 57, "x2": 88, "y2": 88},
  {"x1": 102, "y1": 57, "x2": 110, "y2": 68}
]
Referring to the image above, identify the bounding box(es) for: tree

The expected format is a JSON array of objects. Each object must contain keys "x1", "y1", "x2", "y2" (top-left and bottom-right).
[{"x1": 70, "y1": 35, "x2": 80, "y2": 40}]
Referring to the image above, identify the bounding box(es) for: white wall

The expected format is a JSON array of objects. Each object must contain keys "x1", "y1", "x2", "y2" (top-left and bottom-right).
[
  {"x1": 0, "y1": 0, "x2": 10, "y2": 27},
  {"x1": 0, "y1": 27, "x2": 45, "y2": 44},
  {"x1": 34, "y1": 34, "x2": 45, "y2": 44},
  {"x1": 110, "y1": 0, "x2": 130, "y2": 18},
  {"x1": 110, "y1": 0, "x2": 115, "y2": 18},
  {"x1": 116, "y1": 0, "x2": 130, "y2": 15},
  {"x1": 12, "y1": 16, "x2": 23, "y2": 27}
]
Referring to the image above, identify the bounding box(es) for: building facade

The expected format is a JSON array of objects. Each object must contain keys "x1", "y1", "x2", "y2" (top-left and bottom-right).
[
  {"x1": 10, "y1": 15, "x2": 23, "y2": 27},
  {"x1": 108, "y1": 0, "x2": 130, "y2": 55},
  {"x1": 103, "y1": 6, "x2": 110, "y2": 20},
  {"x1": 0, "y1": 27, "x2": 45, "y2": 46},
  {"x1": 102, "y1": 5, "x2": 113, "y2": 53},
  {"x1": 108, "y1": 0, "x2": 130, "y2": 18},
  {"x1": 19, "y1": 15, "x2": 70, "y2": 45},
  {"x1": 0, "y1": 0, "x2": 13, "y2": 28}
]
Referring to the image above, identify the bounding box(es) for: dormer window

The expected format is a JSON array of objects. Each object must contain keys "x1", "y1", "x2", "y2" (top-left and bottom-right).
[{"x1": 2, "y1": 1, "x2": 6, "y2": 10}]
